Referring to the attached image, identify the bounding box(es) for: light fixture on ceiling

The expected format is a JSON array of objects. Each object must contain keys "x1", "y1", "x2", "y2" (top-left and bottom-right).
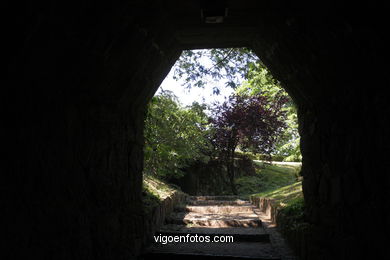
[{"x1": 200, "y1": 0, "x2": 228, "y2": 24}]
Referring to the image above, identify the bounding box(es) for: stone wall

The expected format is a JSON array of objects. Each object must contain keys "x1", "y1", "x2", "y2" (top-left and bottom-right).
[
  {"x1": 171, "y1": 159, "x2": 256, "y2": 195},
  {"x1": 250, "y1": 197, "x2": 279, "y2": 224},
  {"x1": 250, "y1": 14, "x2": 389, "y2": 259},
  {"x1": 250, "y1": 196, "x2": 310, "y2": 259},
  {"x1": 5, "y1": 3, "x2": 181, "y2": 259},
  {"x1": 142, "y1": 191, "x2": 188, "y2": 248},
  {"x1": 4, "y1": 1, "x2": 389, "y2": 259}
]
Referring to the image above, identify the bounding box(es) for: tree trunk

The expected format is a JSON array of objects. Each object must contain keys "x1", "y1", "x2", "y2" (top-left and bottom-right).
[{"x1": 227, "y1": 147, "x2": 237, "y2": 195}]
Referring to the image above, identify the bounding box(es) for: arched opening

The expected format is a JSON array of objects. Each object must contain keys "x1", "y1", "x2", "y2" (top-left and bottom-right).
[
  {"x1": 6, "y1": 1, "x2": 388, "y2": 260},
  {"x1": 142, "y1": 47, "x2": 303, "y2": 259}
]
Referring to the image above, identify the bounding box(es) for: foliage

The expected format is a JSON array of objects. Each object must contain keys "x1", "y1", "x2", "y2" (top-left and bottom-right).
[
  {"x1": 144, "y1": 91, "x2": 212, "y2": 178},
  {"x1": 210, "y1": 94, "x2": 288, "y2": 193},
  {"x1": 235, "y1": 63, "x2": 301, "y2": 161},
  {"x1": 235, "y1": 150, "x2": 259, "y2": 161},
  {"x1": 211, "y1": 94, "x2": 288, "y2": 157},
  {"x1": 236, "y1": 150, "x2": 287, "y2": 162},
  {"x1": 235, "y1": 62, "x2": 285, "y2": 99},
  {"x1": 173, "y1": 48, "x2": 301, "y2": 161},
  {"x1": 277, "y1": 196, "x2": 306, "y2": 234},
  {"x1": 173, "y1": 48, "x2": 258, "y2": 90},
  {"x1": 279, "y1": 196, "x2": 305, "y2": 220},
  {"x1": 281, "y1": 138, "x2": 301, "y2": 162}
]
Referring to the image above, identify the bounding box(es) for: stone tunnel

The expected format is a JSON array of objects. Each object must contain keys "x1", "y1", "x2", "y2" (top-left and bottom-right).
[{"x1": 5, "y1": 1, "x2": 389, "y2": 259}]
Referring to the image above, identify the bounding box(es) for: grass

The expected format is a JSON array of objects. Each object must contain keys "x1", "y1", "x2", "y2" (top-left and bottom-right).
[
  {"x1": 253, "y1": 181, "x2": 303, "y2": 208},
  {"x1": 239, "y1": 161, "x2": 305, "y2": 237},
  {"x1": 248, "y1": 161, "x2": 303, "y2": 211},
  {"x1": 235, "y1": 161, "x2": 301, "y2": 196},
  {"x1": 142, "y1": 175, "x2": 180, "y2": 214},
  {"x1": 248, "y1": 164, "x2": 307, "y2": 243}
]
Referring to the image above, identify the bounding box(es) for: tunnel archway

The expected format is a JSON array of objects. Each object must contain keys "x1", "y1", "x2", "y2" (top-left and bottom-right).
[{"x1": 6, "y1": 1, "x2": 389, "y2": 260}]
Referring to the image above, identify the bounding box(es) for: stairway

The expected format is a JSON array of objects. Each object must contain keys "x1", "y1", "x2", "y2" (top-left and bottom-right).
[{"x1": 140, "y1": 196, "x2": 283, "y2": 259}]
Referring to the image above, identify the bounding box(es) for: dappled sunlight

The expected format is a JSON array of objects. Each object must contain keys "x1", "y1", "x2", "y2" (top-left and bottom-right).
[
  {"x1": 254, "y1": 181, "x2": 303, "y2": 207},
  {"x1": 12, "y1": 2, "x2": 386, "y2": 259},
  {"x1": 143, "y1": 47, "x2": 303, "y2": 259},
  {"x1": 143, "y1": 175, "x2": 177, "y2": 200}
]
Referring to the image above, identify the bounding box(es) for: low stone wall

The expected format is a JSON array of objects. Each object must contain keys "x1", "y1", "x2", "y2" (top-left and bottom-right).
[
  {"x1": 250, "y1": 196, "x2": 312, "y2": 260},
  {"x1": 142, "y1": 191, "x2": 188, "y2": 248},
  {"x1": 276, "y1": 212, "x2": 312, "y2": 260},
  {"x1": 250, "y1": 196, "x2": 279, "y2": 224},
  {"x1": 172, "y1": 159, "x2": 256, "y2": 195}
]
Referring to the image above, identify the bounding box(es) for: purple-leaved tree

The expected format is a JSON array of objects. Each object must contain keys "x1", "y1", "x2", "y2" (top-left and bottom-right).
[{"x1": 210, "y1": 94, "x2": 288, "y2": 194}]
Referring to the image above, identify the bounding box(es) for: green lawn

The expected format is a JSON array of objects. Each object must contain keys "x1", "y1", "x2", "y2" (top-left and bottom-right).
[
  {"x1": 248, "y1": 162, "x2": 306, "y2": 235},
  {"x1": 143, "y1": 161, "x2": 303, "y2": 212},
  {"x1": 253, "y1": 181, "x2": 303, "y2": 208},
  {"x1": 235, "y1": 161, "x2": 301, "y2": 196}
]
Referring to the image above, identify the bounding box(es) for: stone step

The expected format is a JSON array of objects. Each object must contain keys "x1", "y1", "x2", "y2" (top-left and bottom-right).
[
  {"x1": 177, "y1": 205, "x2": 255, "y2": 214},
  {"x1": 157, "y1": 228, "x2": 270, "y2": 242},
  {"x1": 190, "y1": 195, "x2": 247, "y2": 201},
  {"x1": 187, "y1": 200, "x2": 251, "y2": 206},
  {"x1": 166, "y1": 212, "x2": 262, "y2": 227},
  {"x1": 141, "y1": 241, "x2": 280, "y2": 259},
  {"x1": 140, "y1": 252, "x2": 280, "y2": 260}
]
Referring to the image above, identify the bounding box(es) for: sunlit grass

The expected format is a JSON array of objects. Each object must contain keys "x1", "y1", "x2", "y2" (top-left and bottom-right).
[
  {"x1": 250, "y1": 179, "x2": 305, "y2": 235},
  {"x1": 143, "y1": 175, "x2": 177, "y2": 199},
  {"x1": 253, "y1": 181, "x2": 303, "y2": 208},
  {"x1": 142, "y1": 175, "x2": 180, "y2": 214},
  {"x1": 236, "y1": 162, "x2": 301, "y2": 195},
  {"x1": 243, "y1": 161, "x2": 303, "y2": 208}
]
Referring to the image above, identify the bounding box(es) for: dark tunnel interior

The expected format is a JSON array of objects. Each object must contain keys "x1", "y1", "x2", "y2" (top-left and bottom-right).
[{"x1": 4, "y1": 1, "x2": 390, "y2": 259}]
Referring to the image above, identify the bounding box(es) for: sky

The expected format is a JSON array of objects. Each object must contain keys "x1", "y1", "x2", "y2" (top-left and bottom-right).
[{"x1": 155, "y1": 54, "x2": 235, "y2": 107}]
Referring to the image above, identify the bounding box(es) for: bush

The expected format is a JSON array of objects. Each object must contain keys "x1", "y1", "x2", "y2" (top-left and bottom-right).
[
  {"x1": 235, "y1": 151, "x2": 286, "y2": 162},
  {"x1": 235, "y1": 151, "x2": 257, "y2": 161},
  {"x1": 277, "y1": 197, "x2": 305, "y2": 231},
  {"x1": 234, "y1": 155, "x2": 257, "y2": 176},
  {"x1": 283, "y1": 153, "x2": 302, "y2": 162},
  {"x1": 144, "y1": 92, "x2": 212, "y2": 178},
  {"x1": 270, "y1": 154, "x2": 285, "y2": 162}
]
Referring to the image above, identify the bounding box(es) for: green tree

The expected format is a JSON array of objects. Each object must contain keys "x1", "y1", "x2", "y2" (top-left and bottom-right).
[
  {"x1": 173, "y1": 48, "x2": 258, "y2": 91},
  {"x1": 211, "y1": 94, "x2": 288, "y2": 194},
  {"x1": 235, "y1": 63, "x2": 301, "y2": 161},
  {"x1": 144, "y1": 91, "x2": 212, "y2": 178},
  {"x1": 172, "y1": 48, "x2": 301, "y2": 161}
]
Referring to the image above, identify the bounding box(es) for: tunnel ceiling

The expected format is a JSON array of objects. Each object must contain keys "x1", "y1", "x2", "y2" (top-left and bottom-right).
[
  {"x1": 124, "y1": 0, "x2": 358, "y2": 106},
  {"x1": 5, "y1": 1, "x2": 389, "y2": 260},
  {"x1": 128, "y1": 0, "x2": 305, "y2": 49}
]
